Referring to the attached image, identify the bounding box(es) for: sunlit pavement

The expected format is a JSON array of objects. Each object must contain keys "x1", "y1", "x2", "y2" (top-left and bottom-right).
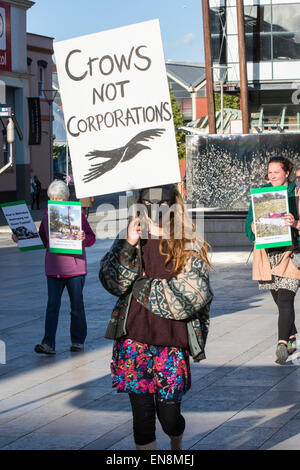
[{"x1": 1, "y1": 214, "x2": 300, "y2": 450}]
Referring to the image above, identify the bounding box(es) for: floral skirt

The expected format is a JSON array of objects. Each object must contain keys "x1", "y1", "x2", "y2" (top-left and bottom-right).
[
  {"x1": 258, "y1": 249, "x2": 299, "y2": 293},
  {"x1": 111, "y1": 338, "x2": 191, "y2": 402}
]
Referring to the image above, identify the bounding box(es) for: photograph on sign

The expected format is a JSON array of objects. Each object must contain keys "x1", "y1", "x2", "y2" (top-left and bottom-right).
[
  {"x1": 48, "y1": 201, "x2": 82, "y2": 254},
  {"x1": 54, "y1": 19, "x2": 180, "y2": 198},
  {"x1": 251, "y1": 185, "x2": 292, "y2": 249},
  {"x1": 0, "y1": 200, "x2": 44, "y2": 251}
]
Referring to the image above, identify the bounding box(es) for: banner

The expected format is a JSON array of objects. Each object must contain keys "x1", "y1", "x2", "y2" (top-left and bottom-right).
[
  {"x1": 251, "y1": 185, "x2": 292, "y2": 249},
  {"x1": 0, "y1": 201, "x2": 44, "y2": 251},
  {"x1": 54, "y1": 19, "x2": 180, "y2": 198},
  {"x1": 28, "y1": 97, "x2": 41, "y2": 145},
  {"x1": 48, "y1": 201, "x2": 82, "y2": 254}
]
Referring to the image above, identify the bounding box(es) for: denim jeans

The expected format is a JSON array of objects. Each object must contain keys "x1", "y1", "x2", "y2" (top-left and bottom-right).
[{"x1": 42, "y1": 275, "x2": 87, "y2": 349}]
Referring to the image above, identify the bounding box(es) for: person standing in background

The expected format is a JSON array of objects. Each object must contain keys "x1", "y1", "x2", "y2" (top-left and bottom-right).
[
  {"x1": 33, "y1": 175, "x2": 42, "y2": 210},
  {"x1": 15, "y1": 180, "x2": 96, "y2": 354},
  {"x1": 30, "y1": 174, "x2": 36, "y2": 210},
  {"x1": 245, "y1": 156, "x2": 300, "y2": 365}
]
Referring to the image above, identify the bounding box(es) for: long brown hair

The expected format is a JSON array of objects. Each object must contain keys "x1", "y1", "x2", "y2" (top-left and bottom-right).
[
  {"x1": 156, "y1": 188, "x2": 211, "y2": 275},
  {"x1": 138, "y1": 185, "x2": 211, "y2": 276}
]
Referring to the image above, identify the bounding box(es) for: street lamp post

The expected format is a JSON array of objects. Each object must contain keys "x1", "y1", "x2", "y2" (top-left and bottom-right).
[
  {"x1": 42, "y1": 89, "x2": 58, "y2": 183},
  {"x1": 213, "y1": 65, "x2": 231, "y2": 134}
]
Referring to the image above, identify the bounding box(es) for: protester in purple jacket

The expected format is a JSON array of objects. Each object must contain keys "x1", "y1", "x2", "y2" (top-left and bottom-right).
[{"x1": 35, "y1": 179, "x2": 96, "y2": 355}]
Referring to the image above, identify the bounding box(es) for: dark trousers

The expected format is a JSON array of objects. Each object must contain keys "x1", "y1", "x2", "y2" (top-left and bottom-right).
[
  {"x1": 35, "y1": 192, "x2": 40, "y2": 210},
  {"x1": 271, "y1": 289, "x2": 298, "y2": 342},
  {"x1": 42, "y1": 275, "x2": 87, "y2": 348},
  {"x1": 129, "y1": 393, "x2": 185, "y2": 446},
  {"x1": 30, "y1": 192, "x2": 35, "y2": 209},
  {"x1": 31, "y1": 192, "x2": 40, "y2": 209}
]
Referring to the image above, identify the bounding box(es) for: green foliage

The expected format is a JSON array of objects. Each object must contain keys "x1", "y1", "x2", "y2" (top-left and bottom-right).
[
  {"x1": 214, "y1": 92, "x2": 240, "y2": 111},
  {"x1": 53, "y1": 144, "x2": 60, "y2": 160},
  {"x1": 169, "y1": 86, "x2": 186, "y2": 160},
  {"x1": 49, "y1": 207, "x2": 61, "y2": 232}
]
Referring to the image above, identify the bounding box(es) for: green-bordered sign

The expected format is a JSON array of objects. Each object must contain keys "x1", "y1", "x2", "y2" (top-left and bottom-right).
[
  {"x1": 0, "y1": 200, "x2": 44, "y2": 251},
  {"x1": 48, "y1": 200, "x2": 82, "y2": 254},
  {"x1": 251, "y1": 185, "x2": 292, "y2": 249}
]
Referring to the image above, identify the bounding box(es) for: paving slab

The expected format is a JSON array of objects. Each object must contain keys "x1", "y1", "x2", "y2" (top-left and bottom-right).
[
  {"x1": 260, "y1": 419, "x2": 300, "y2": 450},
  {"x1": 1, "y1": 231, "x2": 300, "y2": 450}
]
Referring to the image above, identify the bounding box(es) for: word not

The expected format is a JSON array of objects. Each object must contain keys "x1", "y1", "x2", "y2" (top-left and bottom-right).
[
  {"x1": 65, "y1": 45, "x2": 151, "y2": 82},
  {"x1": 92, "y1": 80, "x2": 130, "y2": 104},
  {"x1": 67, "y1": 102, "x2": 172, "y2": 137}
]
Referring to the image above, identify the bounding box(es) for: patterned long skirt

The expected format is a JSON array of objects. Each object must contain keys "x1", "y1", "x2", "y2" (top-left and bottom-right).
[{"x1": 111, "y1": 337, "x2": 191, "y2": 402}]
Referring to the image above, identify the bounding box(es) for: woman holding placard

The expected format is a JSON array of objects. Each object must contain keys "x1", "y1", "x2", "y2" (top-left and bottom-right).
[
  {"x1": 99, "y1": 184, "x2": 213, "y2": 450},
  {"x1": 12, "y1": 180, "x2": 96, "y2": 354},
  {"x1": 245, "y1": 156, "x2": 300, "y2": 365}
]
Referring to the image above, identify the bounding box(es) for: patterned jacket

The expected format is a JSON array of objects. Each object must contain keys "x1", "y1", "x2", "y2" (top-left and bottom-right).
[{"x1": 99, "y1": 238, "x2": 213, "y2": 362}]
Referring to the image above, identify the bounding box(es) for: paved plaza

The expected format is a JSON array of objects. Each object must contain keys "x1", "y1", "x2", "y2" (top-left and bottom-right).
[{"x1": 1, "y1": 208, "x2": 300, "y2": 450}]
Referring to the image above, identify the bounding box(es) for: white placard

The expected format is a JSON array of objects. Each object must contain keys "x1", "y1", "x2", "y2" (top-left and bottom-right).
[
  {"x1": 251, "y1": 185, "x2": 292, "y2": 249},
  {"x1": 1, "y1": 201, "x2": 44, "y2": 251},
  {"x1": 48, "y1": 201, "x2": 82, "y2": 254},
  {"x1": 54, "y1": 19, "x2": 181, "y2": 198}
]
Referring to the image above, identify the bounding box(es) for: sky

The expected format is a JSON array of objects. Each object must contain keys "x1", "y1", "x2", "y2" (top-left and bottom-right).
[{"x1": 27, "y1": 0, "x2": 205, "y2": 64}]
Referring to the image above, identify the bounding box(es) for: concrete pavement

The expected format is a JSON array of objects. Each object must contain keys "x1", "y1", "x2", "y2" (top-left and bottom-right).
[{"x1": 0, "y1": 212, "x2": 300, "y2": 450}]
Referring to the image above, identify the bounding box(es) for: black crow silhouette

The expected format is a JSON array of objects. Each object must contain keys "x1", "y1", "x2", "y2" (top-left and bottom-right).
[{"x1": 82, "y1": 128, "x2": 165, "y2": 183}]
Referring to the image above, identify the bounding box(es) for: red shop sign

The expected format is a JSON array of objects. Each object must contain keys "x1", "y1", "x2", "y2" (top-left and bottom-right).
[{"x1": 0, "y1": 1, "x2": 11, "y2": 72}]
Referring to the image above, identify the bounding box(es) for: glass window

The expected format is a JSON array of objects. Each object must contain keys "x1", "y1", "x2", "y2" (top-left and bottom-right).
[
  {"x1": 211, "y1": 34, "x2": 226, "y2": 63},
  {"x1": 38, "y1": 67, "x2": 44, "y2": 98},
  {"x1": 181, "y1": 98, "x2": 192, "y2": 121},
  {"x1": 245, "y1": 33, "x2": 271, "y2": 62},
  {"x1": 272, "y1": 5, "x2": 300, "y2": 33},
  {"x1": 244, "y1": 5, "x2": 272, "y2": 33},
  {"x1": 209, "y1": 7, "x2": 225, "y2": 35},
  {"x1": 273, "y1": 32, "x2": 300, "y2": 60}
]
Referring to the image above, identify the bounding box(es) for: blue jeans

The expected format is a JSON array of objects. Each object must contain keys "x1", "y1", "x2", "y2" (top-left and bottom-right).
[{"x1": 42, "y1": 275, "x2": 87, "y2": 349}]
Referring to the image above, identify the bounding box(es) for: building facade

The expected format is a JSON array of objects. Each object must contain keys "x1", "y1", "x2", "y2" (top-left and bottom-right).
[
  {"x1": 166, "y1": 61, "x2": 208, "y2": 122},
  {"x1": 27, "y1": 32, "x2": 54, "y2": 197},
  {"x1": 0, "y1": 0, "x2": 53, "y2": 203},
  {"x1": 210, "y1": 0, "x2": 300, "y2": 132}
]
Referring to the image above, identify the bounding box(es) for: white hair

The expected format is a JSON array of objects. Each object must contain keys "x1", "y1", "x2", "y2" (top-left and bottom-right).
[{"x1": 47, "y1": 179, "x2": 70, "y2": 201}]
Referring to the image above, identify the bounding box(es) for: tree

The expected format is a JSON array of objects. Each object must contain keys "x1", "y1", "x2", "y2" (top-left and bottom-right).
[
  {"x1": 169, "y1": 86, "x2": 186, "y2": 160},
  {"x1": 214, "y1": 92, "x2": 240, "y2": 111},
  {"x1": 49, "y1": 207, "x2": 61, "y2": 232}
]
